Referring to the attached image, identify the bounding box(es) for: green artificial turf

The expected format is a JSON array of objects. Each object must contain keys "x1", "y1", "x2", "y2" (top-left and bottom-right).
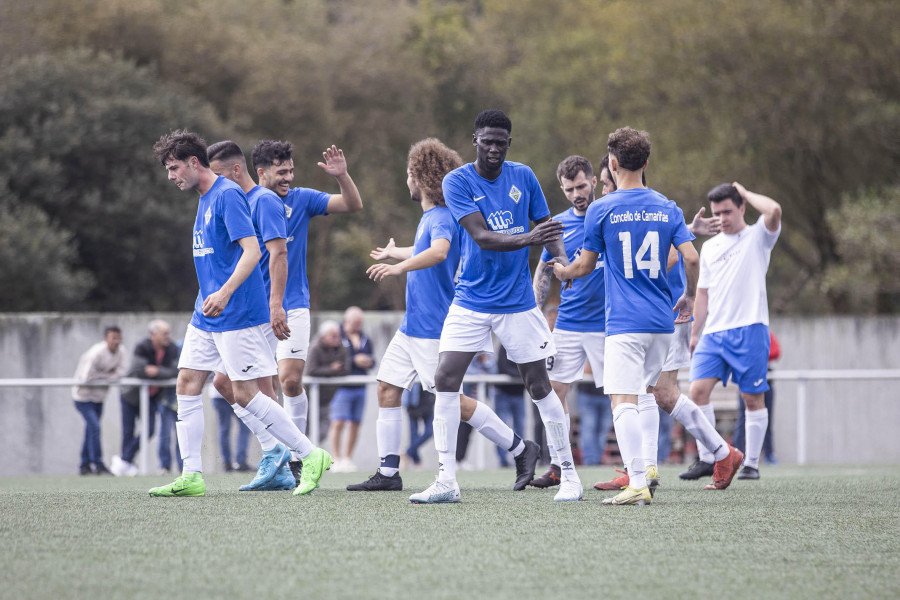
[{"x1": 1, "y1": 466, "x2": 898, "y2": 600}]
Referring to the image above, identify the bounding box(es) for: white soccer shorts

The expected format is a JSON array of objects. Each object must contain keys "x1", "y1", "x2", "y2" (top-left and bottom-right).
[
  {"x1": 603, "y1": 332, "x2": 672, "y2": 395},
  {"x1": 275, "y1": 308, "x2": 311, "y2": 362},
  {"x1": 179, "y1": 323, "x2": 278, "y2": 381},
  {"x1": 662, "y1": 322, "x2": 691, "y2": 372},
  {"x1": 376, "y1": 331, "x2": 440, "y2": 393},
  {"x1": 440, "y1": 304, "x2": 554, "y2": 364},
  {"x1": 546, "y1": 329, "x2": 606, "y2": 386}
]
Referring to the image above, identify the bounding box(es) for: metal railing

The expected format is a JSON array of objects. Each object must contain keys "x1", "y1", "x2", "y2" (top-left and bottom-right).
[{"x1": 2, "y1": 369, "x2": 898, "y2": 472}]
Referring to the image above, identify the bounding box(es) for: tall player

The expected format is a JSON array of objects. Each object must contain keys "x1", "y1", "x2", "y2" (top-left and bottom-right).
[
  {"x1": 348, "y1": 138, "x2": 541, "y2": 492},
  {"x1": 409, "y1": 109, "x2": 583, "y2": 504},
  {"x1": 252, "y1": 140, "x2": 363, "y2": 480},
  {"x1": 687, "y1": 182, "x2": 782, "y2": 481},
  {"x1": 148, "y1": 130, "x2": 332, "y2": 497},
  {"x1": 554, "y1": 127, "x2": 740, "y2": 505},
  {"x1": 530, "y1": 155, "x2": 607, "y2": 488},
  {"x1": 206, "y1": 140, "x2": 294, "y2": 491}
]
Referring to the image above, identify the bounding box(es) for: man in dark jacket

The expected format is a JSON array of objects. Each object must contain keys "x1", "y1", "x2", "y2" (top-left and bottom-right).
[{"x1": 111, "y1": 320, "x2": 180, "y2": 476}]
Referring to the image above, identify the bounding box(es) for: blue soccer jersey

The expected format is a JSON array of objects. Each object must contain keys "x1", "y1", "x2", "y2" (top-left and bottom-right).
[
  {"x1": 190, "y1": 176, "x2": 270, "y2": 332},
  {"x1": 443, "y1": 161, "x2": 550, "y2": 313},
  {"x1": 400, "y1": 206, "x2": 461, "y2": 339},
  {"x1": 282, "y1": 187, "x2": 331, "y2": 310},
  {"x1": 246, "y1": 185, "x2": 287, "y2": 300},
  {"x1": 583, "y1": 188, "x2": 694, "y2": 335},
  {"x1": 540, "y1": 207, "x2": 606, "y2": 333}
]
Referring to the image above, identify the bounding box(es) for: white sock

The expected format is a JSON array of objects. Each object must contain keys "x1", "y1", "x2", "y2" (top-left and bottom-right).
[
  {"x1": 284, "y1": 392, "x2": 309, "y2": 460},
  {"x1": 534, "y1": 391, "x2": 577, "y2": 481},
  {"x1": 638, "y1": 393, "x2": 659, "y2": 469},
  {"x1": 377, "y1": 406, "x2": 403, "y2": 477},
  {"x1": 671, "y1": 394, "x2": 729, "y2": 461},
  {"x1": 232, "y1": 403, "x2": 278, "y2": 452},
  {"x1": 744, "y1": 407, "x2": 769, "y2": 469},
  {"x1": 244, "y1": 392, "x2": 313, "y2": 459},
  {"x1": 697, "y1": 403, "x2": 717, "y2": 464},
  {"x1": 433, "y1": 391, "x2": 461, "y2": 482},
  {"x1": 176, "y1": 394, "x2": 204, "y2": 474},
  {"x1": 612, "y1": 402, "x2": 645, "y2": 489},
  {"x1": 465, "y1": 401, "x2": 516, "y2": 455}
]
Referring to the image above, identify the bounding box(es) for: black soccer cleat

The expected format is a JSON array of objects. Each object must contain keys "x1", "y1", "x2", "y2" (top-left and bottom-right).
[
  {"x1": 529, "y1": 464, "x2": 561, "y2": 488},
  {"x1": 513, "y1": 440, "x2": 541, "y2": 491},
  {"x1": 736, "y1": 465, "x2": 760, "y2": 480},
  {"x1": 679, "y1": 460, "x2": 714, "y2": 480},
  {"x1": 289, "y1": 460, "x2": 303, "y2": 485},
  {"x1": 346, "y1": 471, "x2": 403, "y2": 491}
]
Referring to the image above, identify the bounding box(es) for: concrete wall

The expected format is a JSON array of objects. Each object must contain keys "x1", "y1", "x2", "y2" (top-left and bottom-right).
[{"x1": 1, "y1": 313, "x2": 898, "y2": 476}]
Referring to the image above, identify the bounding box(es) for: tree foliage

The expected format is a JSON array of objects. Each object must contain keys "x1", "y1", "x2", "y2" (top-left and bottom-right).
[{"x1": 1, "y1": 0, "x2": 897, "y2": 313}]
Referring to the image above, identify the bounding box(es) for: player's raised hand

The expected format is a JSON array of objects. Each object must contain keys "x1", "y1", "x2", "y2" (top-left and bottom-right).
[
  {"x1": 317, "y1": 145, "x2": 347, "y2": 177},
  {"x1": 370, "y1": 238, "x2": 397, "y2": 261},
  {"x1": 528, "y1": 219, "x2": 564, "y2": 246},
  {"x1": 673, "y1": 295, "x2": 694, "y2": 324},
  {"x1": 690, "y1": 206, "x2": 720, "y2": 236},
  {"x1": 367, "y1": 262, "x2": 404, "y2": 282}
]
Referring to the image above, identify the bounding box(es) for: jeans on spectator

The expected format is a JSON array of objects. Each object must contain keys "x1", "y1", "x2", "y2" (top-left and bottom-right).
[
  {"x1": 157, "y1": 402, "x2": 182, "y2": 471},
  {"x1": 733, "y1": 387, "x2": 776, "y2": 463},
  {"x1": 493, "y1": 390, "x2": 526, "y2": 467},
  {"x1": 406, "y1": 411, "x2": 433, "y2": 464},
  {"x1": 657, "y1": 407, "x2": 674, "y2": 464},
  {"x1": 74, "y1": 401, "x2": 104, "y2": 468},
  {"x1": 578, "y1": 388, "x2": 612, "y2": 465},
  {"x1": 120, "y1": 396, "x2": 158, "y2": 464},
  {"x1": 213, "y1": 396, "x2": 250, "y2": 466}
]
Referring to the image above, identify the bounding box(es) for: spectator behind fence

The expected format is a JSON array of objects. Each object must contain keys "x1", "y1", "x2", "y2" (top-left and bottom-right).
[
  {"x1": 577, "y1": 361, "x2": 613, "y2": 466},
  {"x1": 72, "y1": 326, "x2": 128, "y2": 475},
  {"x1": 307, "y1": 320, "x2": 351, "y2": 445},
  {"x1": 493, "y1": 346, "x2": 526, "y2": 468},
  {"x1": 112, "y1": 319, "x2": 179, "y2": 477},
  {"x1": 329, "y1": 307, "x2": 375, "y2": 472},
  {"x1": 404, "y1": 383, "x2": 435, "y2": 469},
  {"x1": 210, "y1": 383, "x2": 252, "y2": 472}
]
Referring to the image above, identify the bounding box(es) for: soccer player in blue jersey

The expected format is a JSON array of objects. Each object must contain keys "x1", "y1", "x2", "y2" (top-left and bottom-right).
[
  {"x1": 148, "y1": 130, "x2": 333, "y2": 497},
  {"x1": 251, "y1": 139, "x2": 363, "y2": 480},
  {"x1": 530, "y1": 155, "x2": 608, "y2": 489},
  {"x1": 349, "y1": 138, "x2": 540, "y2": 492},
  {"x1": 206, "y1": 140, "x2": 295, "y2": 491},
  {"x1": 553, "y1": 127, "x2": 732, "y2": 505},
  {"x1": 409, "y1": 110, "x2": 583, "y2": 504}
]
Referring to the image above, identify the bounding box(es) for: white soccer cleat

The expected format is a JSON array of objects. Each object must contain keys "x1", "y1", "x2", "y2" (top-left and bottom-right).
[
  {"x1": 554, "y1": 478, "x2": 584, "y2": 502},
  {"x1": 409, "y1": 479, "x2": 461, "y2": 504}
]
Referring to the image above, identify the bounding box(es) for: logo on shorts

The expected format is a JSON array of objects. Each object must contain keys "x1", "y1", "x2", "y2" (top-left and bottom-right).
[
  {"x1": 753, "y1": 378, "x2": 764, "y2": 386},
  {"x1": 242, "y1": 365, "x2": 253, "y2": 373},
  {"x1": 509, "y1": 185, "x2": 521, "y2": 203},
  {"x1": 539, "y1": 341, "x2": 548, "y2": 349},
  {"x1": 291, "y1": 348, "x2": 302, "y2": 354}
]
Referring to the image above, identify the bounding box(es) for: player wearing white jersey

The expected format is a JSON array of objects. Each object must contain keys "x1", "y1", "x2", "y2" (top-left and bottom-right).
[
  {"x1": 148, "y1": 130, "x2": 331, "y2": 497},
  {"x1": 687, "y1": 182, "x2": 782, "y2": 481},
  {"x1": 409, "y1": 110, "x2": 582, "y2": 504}
]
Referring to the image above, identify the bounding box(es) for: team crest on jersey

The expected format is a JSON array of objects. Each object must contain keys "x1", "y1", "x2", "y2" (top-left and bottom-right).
[
  {"x1": 285, "y1": 206, "x2": 293, "y2": 219},
  {"x1": 204, "y1": 207, "x2": 212, "y2": 224},
  {"x1": 509, "y1": 185, "x2": 522, "y2": 203}
]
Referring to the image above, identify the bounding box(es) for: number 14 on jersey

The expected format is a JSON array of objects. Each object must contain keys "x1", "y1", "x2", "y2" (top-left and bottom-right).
[{"x1": 618, "y1": 231, "x2": 660, "y2": 279}]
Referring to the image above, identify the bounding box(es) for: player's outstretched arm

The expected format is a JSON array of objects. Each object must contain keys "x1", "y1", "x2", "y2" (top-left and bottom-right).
[
  {"x1": 367, "y1": 238, "x2": 451, "y2": 282},
  {"x1": 552, "y1": 249, "x2": 597, "y2": 289},
  {"x1": 673, "y1": 240, "x2": 699, "y2": 324},
  {"x1": 458, "y1": 212, "x2": 563, "y2": 252},
  {"x1": 734, "y1": 181, "x2": 781, "y2": 233},
  {"x1": 319, "y1": 145, "x2": 363, "y2": 214},
  {"x1": 265, "y1": 237, "x2": 291, "y2": 340},
  {"x1": 370, "y1": 238, "x2": 413, "y2": 262},
  {"x1": 688, "y1": 206, "x2": 721, "y2": 237},
  {"x1": 202, "y1": 236, "x2": 261, "y2": 318}
]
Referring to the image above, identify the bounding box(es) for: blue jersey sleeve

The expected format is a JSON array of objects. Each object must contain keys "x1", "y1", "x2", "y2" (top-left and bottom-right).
[
  {"x1": 582, "y1": 201, "x2": 606, "y2": 254},
  {"x1": 256, "y1": 193, "x2": 287, "y2": 243},
  {"x1": 527, "y1": 168, "x2": 551, "y2": 222},
  {"x1": 429, "y1": 210, "x2": 456, "y2": 243},
  {"x1": 443, "y1": 171, "x2": 479, "y2": 223},
  {"x1": 671, "y1": 206, "x2": 695, "y2": 247},
  {"x1": 307, "y1": 190, "x2": 331, "y2": 217},
  {"x1": 221, "y1": 189, "x2": 256, "y2": 242}
]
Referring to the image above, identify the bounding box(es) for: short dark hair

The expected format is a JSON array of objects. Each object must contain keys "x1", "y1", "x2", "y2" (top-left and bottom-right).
[
  {"x1": 607, "y1": 127, "x2": 651, "y2": 171},
  {"x1": 408, "y1": 138, "x2": 463, "y2": 207},
  {"x1": 207, "y1": 140, "x2": 245, "y2": 164},
  {"x1": 252, "y1": 140, "x2": 294, "y2": 172},
  {"x1": 153, "y1": 130, "x2": 209, "y2": 168},
  {"x1": 104, "y1": 326, "x2": 121, "y2": 336},
  {"x1": 599, "y1": 155, "x2": 617, "y2": 192},
  {"x1": 556, "y1": 155, "x2": 593, "y2": 184},
  {"x1": 474, "y1": 109, "x2": 512, "y2": 134},
  {"x1": 707, "y1": 183, "x2": 744, "y2": 207}
]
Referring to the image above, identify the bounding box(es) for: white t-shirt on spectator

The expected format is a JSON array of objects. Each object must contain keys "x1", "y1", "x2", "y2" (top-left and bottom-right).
[{"x1": 697, "y1": 214, "x2": 781, "y2": 334}]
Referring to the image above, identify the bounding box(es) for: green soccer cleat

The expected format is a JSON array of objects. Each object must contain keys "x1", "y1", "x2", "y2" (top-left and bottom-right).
[
  {"x1": 148, "y1": 473, "x2": 206, "y2": 497},
  {"x1": 601, "y1": 485, "x2": 652, "y2": 506},
  {"x1": 293, "y1": 448, "x2": 333, "y2": 496}
]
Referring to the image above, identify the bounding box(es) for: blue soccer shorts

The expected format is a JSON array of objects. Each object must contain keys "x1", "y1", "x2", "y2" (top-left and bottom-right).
[{"x1": 689, "y1": 323, "x2": 771, "y2": 394}]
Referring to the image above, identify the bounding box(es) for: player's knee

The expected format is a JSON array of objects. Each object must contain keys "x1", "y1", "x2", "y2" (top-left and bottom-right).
[
  {"x1": 434, "y1": 368, "x2": 463, "y2": 393},
  {"x1": 377, "y1": 381, "x2": 402, "y2": 408},
  {"x1": 280, "y1": 371, "x2": 303, "y2": 396}
]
